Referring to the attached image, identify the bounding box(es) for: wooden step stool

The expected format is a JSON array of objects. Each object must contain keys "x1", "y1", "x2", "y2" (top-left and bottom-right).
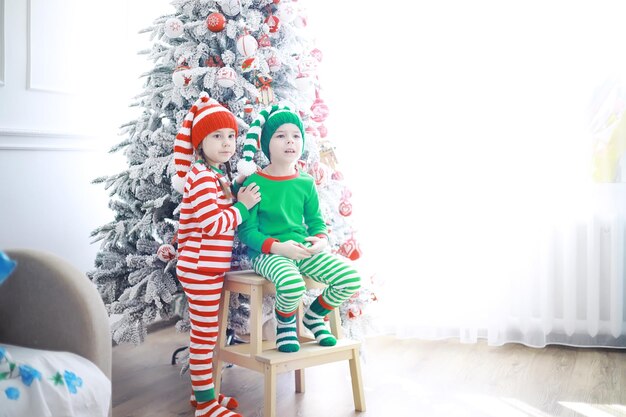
[{"x1": 214, "y1": 270, "x2": 366, "y2": 417}]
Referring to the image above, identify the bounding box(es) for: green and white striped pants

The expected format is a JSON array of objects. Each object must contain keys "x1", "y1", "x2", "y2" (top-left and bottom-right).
[{"x1": 252, "y1": 251, "x2": 361, "y2": 313}]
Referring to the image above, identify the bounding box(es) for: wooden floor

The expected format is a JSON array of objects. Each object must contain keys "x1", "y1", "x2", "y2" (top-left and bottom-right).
[{"x1": 112, "y1": 325, "x2": 626, "y2": 417}]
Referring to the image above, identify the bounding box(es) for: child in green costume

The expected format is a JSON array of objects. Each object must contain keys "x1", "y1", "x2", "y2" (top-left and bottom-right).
[{"x1": 236, "y1": 105, "x2": 361, "y2": 353}]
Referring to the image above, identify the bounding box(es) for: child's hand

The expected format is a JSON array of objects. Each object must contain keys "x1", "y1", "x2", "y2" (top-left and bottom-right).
[
  {"x1": 304, "y1": 236, "x2": 328, "y2": 254},
  {"x1": 237, "y1": 183, "x2": 261, "y2": 209},
  {"x1": 272, "y1": 240, "x2": 311, "y2": 260}
]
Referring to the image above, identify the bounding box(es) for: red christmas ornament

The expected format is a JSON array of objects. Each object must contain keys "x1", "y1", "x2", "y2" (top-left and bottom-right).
[
  {"x1": 339, "y1": 199, "x2": 352, "y2": 217},
  {"x1": 205, "y1": 55, "x2": 224, "y2": 68},
  {"x1": 338, "y1": 236, "x2": 362, "y2": 261},
  {"x1": 311, "y1": 95, "x2": 329, "y2": 123},
  {"x1": 244, "y1": 99, "x2": 253, "y2": 114},
  {"x1": 265, "y1": 15, "x2": 281, "y2": 33},
  {"x1": 206, "y1": 12, "x2": 226, "y2": 32},
  {"x1": 331, "y1": 171, "x2": 344, "y2": 181},
  {"x1": 157, "y1": 244, "x2": 176, "y2": 262},
  {"x1": 241, "y1": 56, "x2": 259, "y2": 72},
  {"x1": 348, "y1": 305, "x2": 362, "y2": 319}
]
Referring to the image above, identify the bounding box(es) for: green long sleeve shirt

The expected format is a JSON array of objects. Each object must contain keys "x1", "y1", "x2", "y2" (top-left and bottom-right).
[{"x1": 237, "y1": 169, "x2": 328, "y2": 260}]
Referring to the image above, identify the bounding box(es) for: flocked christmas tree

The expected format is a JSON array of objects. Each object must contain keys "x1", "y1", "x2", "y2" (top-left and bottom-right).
[{"x1": 88, "y1": 0, "x2": 376, "y2": 347}]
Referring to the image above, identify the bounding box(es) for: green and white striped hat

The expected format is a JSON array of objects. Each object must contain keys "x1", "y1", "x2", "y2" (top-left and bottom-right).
[{"x1": 237, "y1": 104, "x2": 305, "y2": 176}]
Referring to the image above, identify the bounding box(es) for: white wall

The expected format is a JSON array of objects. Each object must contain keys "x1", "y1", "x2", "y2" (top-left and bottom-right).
[{"x1": 0, "y1": 0, "x2": 171, "y2": 273}]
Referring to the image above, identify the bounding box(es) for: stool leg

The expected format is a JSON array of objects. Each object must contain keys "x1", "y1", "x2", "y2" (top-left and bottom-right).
[
  {"x1": 250, "y1": 286, "x2": 263, "y2": 354},
  {"x1": 295, "y1": 369, "x2": 305, "y2": 393},
  {"x1": 263, "y1": 363, "x2": 276, "y2": 417},
  {"x1": 214, "y1": 289, "x2": 231, "y2": 394},
  {"x1": 349, "y1": 346, "x2": 366, "y2": 412}
]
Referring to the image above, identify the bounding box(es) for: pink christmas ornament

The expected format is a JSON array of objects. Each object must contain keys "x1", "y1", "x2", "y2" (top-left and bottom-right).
[
  {"x1": 339, "y1": 199, "x2": 352, "y2": 217},
  {"x1": 311, "y1": 96, "x2": 329, "y2": 123},
  {"x1": 317, "y1": 123, "x2": 328, "y2": 138},
  {"x1": 267, "y1": 55, "x2": 282, "y2": 72},
  {"x1": 338, "y1": 236, "x2": 362, "y2": 261},
  {"x1": 310, "y1": 48, "x2": 323, "y2": 62}
]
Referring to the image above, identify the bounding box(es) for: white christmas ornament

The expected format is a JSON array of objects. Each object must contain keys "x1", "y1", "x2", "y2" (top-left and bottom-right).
[
  {"x1": 216, "y1": 66, "x2": 237, "y2": 88},
  {"x1": 164, "y1": 18, "x2": 184, "y2": 38},
  {"x1": 157, "y1": 244, "x2": 176, "y2": 262},
  {"x1": 294, "y1": 75, "x2": 313, "y2": 92},
  {"x1": 220, "y1": 0, "x2": 241, "y2": 17},
  {"x1": 172, "y1": 67, "x2": 192, "y2": 87},
  {"x1": 236, "y1": 34, "x2": 258, "y2": 57}
]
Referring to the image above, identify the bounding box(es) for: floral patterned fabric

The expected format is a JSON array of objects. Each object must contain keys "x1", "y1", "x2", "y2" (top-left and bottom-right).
[{"x1": 0, "y1": 344, "x2": 110, "y2": 417}]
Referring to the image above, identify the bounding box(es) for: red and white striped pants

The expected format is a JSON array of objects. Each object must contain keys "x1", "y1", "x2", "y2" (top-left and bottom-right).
[{"x1": 177, "y1": 266, "x2": 225, "y2": 402}]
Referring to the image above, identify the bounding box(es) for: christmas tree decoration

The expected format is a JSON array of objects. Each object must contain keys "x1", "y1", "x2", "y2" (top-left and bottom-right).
[
  {"x1": 258, "y1": 34, "x2": 271, "y2": 48},
  {"x1": 267, "y1": 55, "x2": 282, "y2": 72},
  {"x1": 317, "y1": 123, "x2": 328, "y2": 138},
  {"x1": 338, "y1": 235, "x2": 362, "y2": 261},
  {"x1": 256, "y1": 73, "x2": 275, "y2": 105},
  {"x1": 236, "y1": 33, "x2": 258, "y2": 57},
  {"x1": 278, "y1": 3, "x2": 296, "y2": 22},
  {"x1": 205, "y1": 55, "x2": 224, "y2": 68},
  {"x1": 172, "y1": 65, "x2": 192, "y2": 87},
  {"x1": 156, "y1": 244, "x2": 176, "y2": 262},
  {"x1": 311, "y1": 94, "x2": 329, "y2": 123},
  {"x1": 164, "y1": 17, "x2": 184, "y2": 38},
  {"x1": 295, "y1": 74, "x2": 313, "y2": 92},
  {"x1": 216, "y1": 66, "x2": 237, "y2": 88},
  {"x1": 265, "y1": 15, "x2": 281, "y2": 33},
  {"x1": 241, "y1": 56, "x2": 259, "y2": 73},
  {"x1": 339, "y1": 199, "x2": 353, "y2": 217},
  {"x1": 308, "y1": 161, "x2": 329, "y2": 187},
  {"x1": 310, "y1": 48, "x2": 323, "y2": 62},
  {"x1": 244, "y1": 100, "x2": 254, "y2": 114},
  {"x1": 219, "y1": 0, "x2": 240, "y2": 17},
  {"x1": 206, "y1": 12, "x2": 226, "y2": 32},
  {"x1": 89, "y1": 0, "x2": 376, "y2": 349},
  {"x1": 319, "y1": 146, "x2": 339, "y2": 170},
  {"x1": 331, "y1": 170, "x2": 344, "y2": 181}
]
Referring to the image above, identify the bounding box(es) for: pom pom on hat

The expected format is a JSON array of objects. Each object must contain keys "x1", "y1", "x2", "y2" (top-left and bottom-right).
[
  {"x1": 172, "y1": 92, "x2": 238, "y2": 193},
  {"x1": 237, "y1": 104, "x2": 304, "y2": 174}
]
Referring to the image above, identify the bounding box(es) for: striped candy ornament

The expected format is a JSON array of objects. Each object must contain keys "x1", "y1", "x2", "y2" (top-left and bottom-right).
[{"x1": 172, "y1": 92, "x2": 238, "y2": 193}]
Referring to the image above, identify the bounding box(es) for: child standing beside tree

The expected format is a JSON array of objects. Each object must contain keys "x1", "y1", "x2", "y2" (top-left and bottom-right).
[
  {"x1": 236, "y1": 105, "x2": 361, "y2": 353},
  {"x1": 172, "y1": 92, "x2": 260, "y2": 417}
]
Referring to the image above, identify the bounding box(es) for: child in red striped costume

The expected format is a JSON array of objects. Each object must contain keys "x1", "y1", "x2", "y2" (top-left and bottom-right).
[{"x1": 172, "y1": 92, "x2": 261, "y2": 417}]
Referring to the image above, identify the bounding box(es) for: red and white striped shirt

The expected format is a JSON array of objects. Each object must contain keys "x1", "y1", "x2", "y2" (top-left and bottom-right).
[{"x1": 177, "y1": 163, "x2": 249, "y2": 273}]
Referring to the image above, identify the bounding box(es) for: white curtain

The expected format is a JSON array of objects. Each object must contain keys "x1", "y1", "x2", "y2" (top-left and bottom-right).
[{"x1": 306, "y1": 0, "x2": 626, "y2": 347}]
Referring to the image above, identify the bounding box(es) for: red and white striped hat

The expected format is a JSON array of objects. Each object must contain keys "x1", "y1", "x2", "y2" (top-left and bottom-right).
[{"x1": 172, "y1": 92, "x2": 238, "y2": 192}]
